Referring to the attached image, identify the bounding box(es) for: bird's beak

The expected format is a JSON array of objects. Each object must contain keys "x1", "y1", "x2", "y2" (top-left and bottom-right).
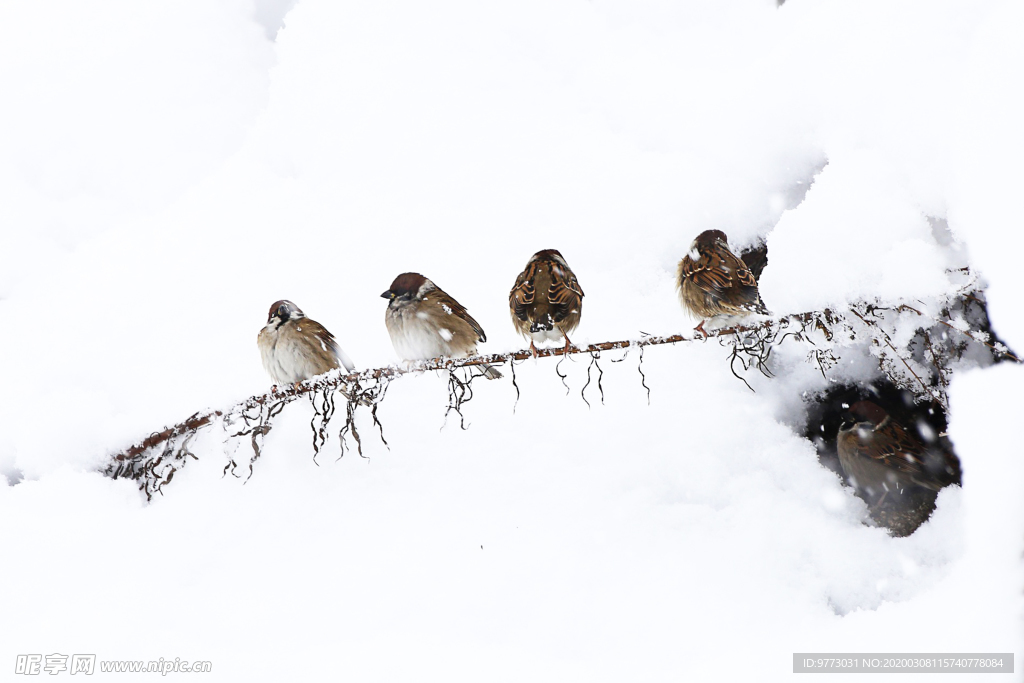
[{"x1": 381, "y1": 290, "x2": 394, "y2": 299}]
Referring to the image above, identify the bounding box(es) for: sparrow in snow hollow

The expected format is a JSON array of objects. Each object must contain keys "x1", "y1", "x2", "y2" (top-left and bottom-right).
[
  {"x1": 258, "y1": 300, "x2": 356, "y2": 386},
  {"x1": 837, "y1": 400, "x2": 961, "y2": 506},
  {"x1": 382, "y1": 272, "x2": 502, "y2": 379},
  {"x1": 509, "y1": 249, "x2": 584, "y2": 356},
  {"x1": 677, "y1": 229, "x2": 769, "y2": 337}
]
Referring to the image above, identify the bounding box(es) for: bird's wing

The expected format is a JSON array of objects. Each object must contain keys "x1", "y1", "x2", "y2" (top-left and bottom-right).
[
  {"x1": 547, "y1": 261, "x2": 584, "y2": 323},
  {"x1": 863, "y1": 420, "x2": 934, "y2": 480},
  {"x1": 681, "y1": 246, "x2": 732, "y2": 294},
  {"x1": 509, "y1": 263, "x2": 536, "y2": 323},
  {"x1": 682, "y1": 243, "x2": 764, "y2": 312},
  {"x1": 434, "y1": 290, "x2": 487, "y2": 343},
  {"x1": 300, "y1": 319, "x2": 355, "y2": 372}
]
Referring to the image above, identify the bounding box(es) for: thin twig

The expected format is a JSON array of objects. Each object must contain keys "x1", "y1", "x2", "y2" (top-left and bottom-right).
[
  {"x1": 898, "y1": 304, "x2": 1021, "y2": 362},
  {"x1": 849, "y1": 307, "x2": 933, "y2": 398}
]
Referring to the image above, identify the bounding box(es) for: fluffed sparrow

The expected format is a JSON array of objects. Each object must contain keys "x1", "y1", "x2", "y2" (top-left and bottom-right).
[
  {"x1": 837, "y1": 400, "x2": 961, "y2": 505},
  {"x1": 509, "y1": 249, "x2": 584, "y2": 355},
  {"x1": 257, "y1": 300, "x2": 356, "y2": 386},
  {"x1": 677, "y1": 229, "x2": 769, "y2": 336},
  {"x1": 382, "y1": 273, "x2": 502, "y2": 379}
]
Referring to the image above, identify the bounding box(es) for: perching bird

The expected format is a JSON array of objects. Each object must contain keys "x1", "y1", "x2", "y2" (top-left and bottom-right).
[
  {"x1": 381, "y1": 273, "x2": 502, "y2": 379},
  {"x1": 837, "y1": 400, "x2": 961, "y2": 505},
  {"x1": 677, "y1": 229, "x2": 769, "y2": 336},
  {"x1": 257, "y1": 300, "x2": 356, "y2": 386},
  {"x1": 509, "y1": 249, "x2": 584, "y2": 356}
]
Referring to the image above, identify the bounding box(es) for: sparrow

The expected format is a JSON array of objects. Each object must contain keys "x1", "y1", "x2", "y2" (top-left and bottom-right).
[
  {"x1": 509, "y1": 249, "x2": 584, "y2": 356},
  {"x1": 257, "y1": 300, "x2": 356, "y2": 386},
  {"x1": 837, "y1": 400, "x2": 961, "y2": 506},
  {"x1": 677, "y1": 229, "x2": 769, "y2": 336},
  {"x1": 381, "y1": 273, "x2": 502, "y2": 379}
]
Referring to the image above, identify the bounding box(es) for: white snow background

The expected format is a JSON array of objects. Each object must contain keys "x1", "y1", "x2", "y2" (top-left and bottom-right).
[{"x1": 1, "y1": 0, "x2": 1022, "y2": 680}]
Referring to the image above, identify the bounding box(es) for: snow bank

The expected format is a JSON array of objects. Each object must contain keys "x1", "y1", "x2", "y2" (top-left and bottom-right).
[{"x1": 0, "y1": 0, "x2": 1020, "y2": 680}]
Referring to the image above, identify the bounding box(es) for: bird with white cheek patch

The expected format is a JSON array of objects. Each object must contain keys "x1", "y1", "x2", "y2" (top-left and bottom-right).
[
  {"x1": 257, "y1": 300, "x2": 356, "y2": 387},
  {"x1": 381, "y1": 273, "x2": 502, "y2": 379},
  {"x1": 509, "y1": 249, "x2": 584, "y2": 356}
]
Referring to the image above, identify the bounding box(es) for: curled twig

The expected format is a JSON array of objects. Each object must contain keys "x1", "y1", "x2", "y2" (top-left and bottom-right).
[
  {"x1": 443, "y1": 368, "x2": 479, "y2": 431},
  {"x1": 507, "y1": 353, "x2": 529, "y2": 413},
  {"x1": 555, "y1": 354, "x2": 571, "y2": 395},
  {"x1": 580, "y1": 350, "x2": 605, "y2": 408},
  {"x1": 309, "y1": 389, "x2": 337, "y2": 465},
  {"x1": 638, "y1": 344, "x2": 650, "y2": 405}
]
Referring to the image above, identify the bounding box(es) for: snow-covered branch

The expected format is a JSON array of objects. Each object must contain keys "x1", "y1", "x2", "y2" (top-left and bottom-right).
[{"x1": 104, "y1": 296, "x2": 1017, "y2": 500}]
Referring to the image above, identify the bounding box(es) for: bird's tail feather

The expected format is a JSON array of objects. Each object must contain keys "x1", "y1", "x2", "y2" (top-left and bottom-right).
[{"x1": 336, "y1": 347, "x2": 356, "y2": 373}]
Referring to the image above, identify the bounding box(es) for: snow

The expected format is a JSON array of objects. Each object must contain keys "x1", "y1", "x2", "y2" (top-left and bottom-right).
[
  {"x1": 762, "y1": 149, "x2": 954, "y2": 313},
  {"x1": 1, "y1": 0, "x2": 1022, "y2": 680}
]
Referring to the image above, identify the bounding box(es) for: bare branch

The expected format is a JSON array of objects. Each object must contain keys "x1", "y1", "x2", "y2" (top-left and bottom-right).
[{"x1": 104, "y1": 296, "x2": 1018, "y2": 497}]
